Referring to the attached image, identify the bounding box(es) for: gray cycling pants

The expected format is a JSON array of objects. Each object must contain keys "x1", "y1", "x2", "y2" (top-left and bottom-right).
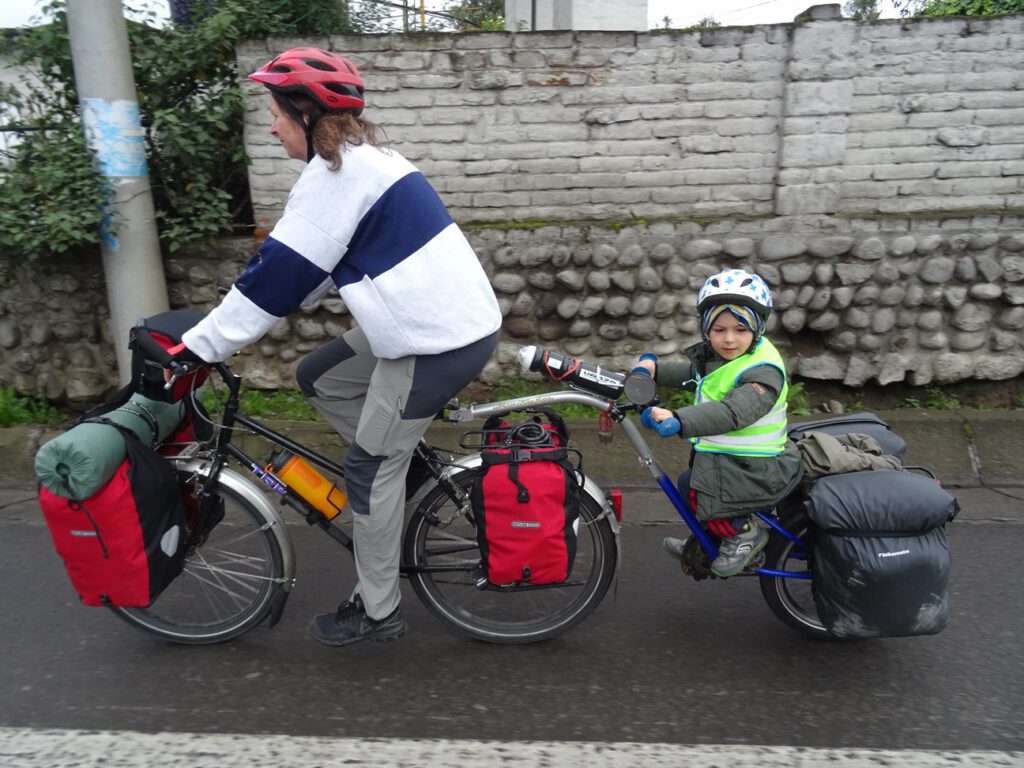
[{"x1": 296, "y1": 325, "x2": 498, "y2": 620}]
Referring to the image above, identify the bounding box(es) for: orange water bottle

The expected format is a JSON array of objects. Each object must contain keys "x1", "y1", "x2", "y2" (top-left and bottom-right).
[{"x1": 266, "y1": 448, "x2": 348, "y2": 520}]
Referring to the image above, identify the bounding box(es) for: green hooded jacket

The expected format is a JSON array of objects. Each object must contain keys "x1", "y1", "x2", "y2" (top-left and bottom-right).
[{"x1": 653, "y1": 340, "x2": 803, "y2": 520}]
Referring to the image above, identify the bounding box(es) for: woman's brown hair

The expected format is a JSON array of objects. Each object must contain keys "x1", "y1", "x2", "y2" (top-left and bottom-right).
[{"x1": 272, "y1": 92, "x2": 388, "y2": 171}]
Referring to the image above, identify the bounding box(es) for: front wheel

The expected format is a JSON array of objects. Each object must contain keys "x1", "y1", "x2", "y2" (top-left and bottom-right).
[
  {"x1": 111, "y1": 465, "x2": 288, "y2": 644},
  {"x1": 403, "y1": 467, "x2": 617, "y2": 644},
  {"x1": 759, "y1": 509, "x2": 834, "y2": 640}
]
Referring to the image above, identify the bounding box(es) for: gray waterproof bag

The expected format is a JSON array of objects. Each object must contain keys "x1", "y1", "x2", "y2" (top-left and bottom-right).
[{"x1": 805, "y1": 470, "x2": 959, "y2": 639}]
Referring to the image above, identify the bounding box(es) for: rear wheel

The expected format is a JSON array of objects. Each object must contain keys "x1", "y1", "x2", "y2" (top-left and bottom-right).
[
  {"x1": 759, "y1": 510, "x2": 834, "y2": 640},
  {"x1": 404, "y1": 467, "x2": 617, "y2": 644},
  {"x1": 111, "y1": 467, "x2": 286, "y2": 644}
]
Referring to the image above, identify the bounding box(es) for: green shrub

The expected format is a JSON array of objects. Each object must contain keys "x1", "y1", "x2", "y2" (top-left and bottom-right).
[
  {"x1": 0, "y1": 0, "x2": 360, "y2": 266},
  {"x1": 0, "y1": 386, "x2": 62, "y2": 426}
]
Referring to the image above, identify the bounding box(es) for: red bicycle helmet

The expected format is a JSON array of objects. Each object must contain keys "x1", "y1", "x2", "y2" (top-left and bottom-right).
[{"x1": 249, "y1": 47, "x2": 365, "y2": 114}]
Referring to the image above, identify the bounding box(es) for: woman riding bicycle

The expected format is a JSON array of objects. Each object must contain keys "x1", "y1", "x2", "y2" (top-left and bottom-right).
[{"x1": 177, "y1": 47, "x2": 501, "y2": 647}]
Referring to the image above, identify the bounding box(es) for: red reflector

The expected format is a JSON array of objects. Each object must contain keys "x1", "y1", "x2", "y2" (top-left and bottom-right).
[{"x1": 609, "y1": 488, "x2": 623, "y2": 521}]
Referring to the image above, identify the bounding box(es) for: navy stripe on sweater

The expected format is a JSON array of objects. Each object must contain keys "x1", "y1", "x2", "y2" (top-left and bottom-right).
[
  {"x1": 234, "y1": 237, "x2": 330, "y2": 319},
  {"x1": 334, "y1": 171, "x2": 454, "y2": 288}
]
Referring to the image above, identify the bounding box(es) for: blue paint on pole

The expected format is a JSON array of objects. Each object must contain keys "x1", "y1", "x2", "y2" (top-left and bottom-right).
[
  {"x1": 81, "y1": 98, "x2": 149, "y2": 178},
  {"x1": 99, "y1": 208, "x2": 119, "y2": 252}
]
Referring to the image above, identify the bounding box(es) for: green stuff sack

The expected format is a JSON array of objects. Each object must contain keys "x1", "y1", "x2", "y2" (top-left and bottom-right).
[{"x1": 35, "y1": 393, "x2": 184, "y2": 500}]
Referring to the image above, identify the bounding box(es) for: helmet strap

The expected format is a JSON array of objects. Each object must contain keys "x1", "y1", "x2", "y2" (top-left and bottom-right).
[
  {"x1": 273, "y1": 92, "x2": 324, "y2": 162},
  {"x1": 302, "y1": 103, "x2": 325, "y2": 162}
]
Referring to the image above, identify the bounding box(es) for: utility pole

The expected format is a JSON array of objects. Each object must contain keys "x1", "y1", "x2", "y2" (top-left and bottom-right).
[{"x1": 66, "y1": 0, "x2": 169, "y2": 383}]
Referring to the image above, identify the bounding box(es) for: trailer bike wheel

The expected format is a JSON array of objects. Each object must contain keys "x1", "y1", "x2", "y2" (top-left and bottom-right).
[
  {"x1": 112, "y1": 468, "x2": 286, "y2": 645},
  {"x1": 758, "y1": 509, "x2": 834, "y2": 640},
  {"x1": 403, "y1": 467, "x2": 617, "y2": 644}
]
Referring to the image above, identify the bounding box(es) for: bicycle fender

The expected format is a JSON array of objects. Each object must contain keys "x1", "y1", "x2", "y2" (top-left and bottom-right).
[{"x1": 170, "y1": 457, "x2": 297, "y2": 595}]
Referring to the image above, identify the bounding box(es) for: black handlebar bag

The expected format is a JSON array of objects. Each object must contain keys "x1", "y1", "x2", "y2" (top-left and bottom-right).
[{"x1": 129, "y1": 310, "x2": 209, "y2": 402}]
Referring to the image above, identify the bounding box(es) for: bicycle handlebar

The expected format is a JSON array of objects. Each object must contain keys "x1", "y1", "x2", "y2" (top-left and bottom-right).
[
  {"x1": 517, "y1": 345, "x2": 627, "y2": 399},
  {"x1": 132, "y1": 327, "x2": 177, "y2": 368},
  {"x1": 517, "y1": 344, "x2": 658, "y2": 407}
]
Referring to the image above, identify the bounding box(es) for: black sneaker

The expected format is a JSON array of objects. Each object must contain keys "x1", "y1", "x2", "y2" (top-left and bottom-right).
[{"x1": 309, "y1": 595, "x2": 407, "y2": 647}]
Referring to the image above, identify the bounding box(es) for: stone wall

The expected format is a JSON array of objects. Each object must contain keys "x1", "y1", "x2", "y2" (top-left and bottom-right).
[
  {"x1": 3, "y1": 7, "x2": 1024, "y2": 404},
  {"x1": 4, "y1": 217, "x2": 1024, "y2": 404}
]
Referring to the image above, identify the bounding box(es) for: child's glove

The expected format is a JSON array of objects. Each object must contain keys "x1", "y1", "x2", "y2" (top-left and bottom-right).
[{"x1": 641, "y1": 407, "x2": 681, "y2": 438}]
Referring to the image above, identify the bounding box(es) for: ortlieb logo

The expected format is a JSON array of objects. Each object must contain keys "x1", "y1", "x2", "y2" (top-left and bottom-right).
[
  {"x1": 70, "y1": 530, "x2": 98, "y2": 537},
  {"x1": 878, "y1": 549, "x2": 910, "y2": 558},
  {"x1": 512, "y1": 521, "x2": 541, "y2": 528}
]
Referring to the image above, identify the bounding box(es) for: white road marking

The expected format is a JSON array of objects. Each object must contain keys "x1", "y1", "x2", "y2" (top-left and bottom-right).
[{"x1": 0, "y1": 728, "x2": 1021, "y2": 768}]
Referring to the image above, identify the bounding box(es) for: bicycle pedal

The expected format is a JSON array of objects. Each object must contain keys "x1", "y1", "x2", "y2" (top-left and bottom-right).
[{"x1": 743, "y1": 552, "x2": 767, "y2": 573}]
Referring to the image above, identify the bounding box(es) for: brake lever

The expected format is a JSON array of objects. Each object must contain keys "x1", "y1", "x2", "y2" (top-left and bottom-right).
[{"x1": 163, "y1": 360, "x2": 195, "y2": 391}]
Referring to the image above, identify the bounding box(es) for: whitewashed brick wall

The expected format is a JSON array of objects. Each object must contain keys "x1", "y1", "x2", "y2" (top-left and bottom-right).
[{"x1": 240, "y1": 10, "x2": 1024, "y2": 232}]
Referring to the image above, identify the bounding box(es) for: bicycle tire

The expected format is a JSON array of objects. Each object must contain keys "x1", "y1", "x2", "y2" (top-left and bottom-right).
[
  {"x1": 403, "y1": 466, "x2": 617, "y2": 644},
  {"x1": 758, "y1": 509, "x2": 835, "y2": 640},
  {"x1": 111, "y1": 466, "x2": 287, "y2": 645}
]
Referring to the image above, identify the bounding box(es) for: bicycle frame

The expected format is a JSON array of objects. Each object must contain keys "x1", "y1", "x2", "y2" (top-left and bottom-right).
[
  {"x1": 189, "y1": 361, "x2": 543, "y2": 579},
  {"x1": 189, "y1": 360, "x2": 808, "y2": 581}
]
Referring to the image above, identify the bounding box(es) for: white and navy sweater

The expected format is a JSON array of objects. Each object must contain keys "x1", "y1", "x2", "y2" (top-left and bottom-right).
[{"x1": 183, "y1": 143, "x2": 501, "y2": 362}]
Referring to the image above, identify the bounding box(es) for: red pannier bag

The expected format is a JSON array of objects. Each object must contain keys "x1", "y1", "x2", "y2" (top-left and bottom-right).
[
  {"x1": 39, "y1": 423, "x2": 189, "y2": 607},
  {"x1": 470, "y1": 417, "x2": 581, "y2": 586}
]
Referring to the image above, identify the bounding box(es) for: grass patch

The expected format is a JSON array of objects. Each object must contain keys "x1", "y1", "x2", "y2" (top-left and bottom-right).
[
  {"x1": 202, "y1": 387, "x2": 322, "y2": 422},
  {"x1": 0, "y1": 386, "x2": 63, "y2": 426},
  {"x1": 902, "y1": 386, "x2": 961, "y2": 411}
]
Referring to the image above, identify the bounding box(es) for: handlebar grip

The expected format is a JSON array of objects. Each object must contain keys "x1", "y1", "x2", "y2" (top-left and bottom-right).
[
  {"x1": 656, "y1": 417, "x2": 681, "y2": 438},
  {"x1": 640, "y1": 408, "x2": 658, "y2": 429},
  {"x1": 131, "y1": 327, "x2": 176, "y2": 367},
  {"x1": 641, "y1": 408, "x2": 681, "y2": 437}
]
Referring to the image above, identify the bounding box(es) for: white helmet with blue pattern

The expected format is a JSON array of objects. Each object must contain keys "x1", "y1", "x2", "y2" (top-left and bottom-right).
[
  {"x1": 696, "y1": 268, "x2": 773, "y2": 319},
  {"x1": 697, "y1": 269, "x2": 773, "y2": 344}
]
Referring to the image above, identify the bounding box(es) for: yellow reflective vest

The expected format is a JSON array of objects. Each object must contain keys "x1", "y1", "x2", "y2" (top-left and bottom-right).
[{"x1": 692, "y1": 337, "x2": 789, "y2": 457}]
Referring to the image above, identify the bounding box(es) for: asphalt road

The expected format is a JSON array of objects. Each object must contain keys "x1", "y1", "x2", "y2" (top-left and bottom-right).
[{"x1": 1, "y1": 485, "x2": 1022, "y2": 757}]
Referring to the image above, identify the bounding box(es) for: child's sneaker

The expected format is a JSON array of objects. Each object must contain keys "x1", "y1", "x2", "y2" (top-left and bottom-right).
[
  {"x1": 710, "y1": 520, "x2": 768, "y2": 578},
  {"x1": 662, "y1": 536, "x2": 689, "y2": 562}
]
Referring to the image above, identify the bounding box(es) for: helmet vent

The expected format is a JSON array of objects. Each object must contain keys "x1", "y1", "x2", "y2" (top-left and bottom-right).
[
  {"x1": 269, "y1": 64, "x2": 292, "y2": 73},
  {"x1": 326, "y1": 83, "x2": 361, "y2": 98},
  {"x1": 304, "y1": 58, "x2": 338, "y2": 72}
]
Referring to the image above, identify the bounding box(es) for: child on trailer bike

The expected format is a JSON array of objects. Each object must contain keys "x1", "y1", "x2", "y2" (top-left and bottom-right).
[{"x1": 635, "y1": 269, "x2": 803, "y2": 577}]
